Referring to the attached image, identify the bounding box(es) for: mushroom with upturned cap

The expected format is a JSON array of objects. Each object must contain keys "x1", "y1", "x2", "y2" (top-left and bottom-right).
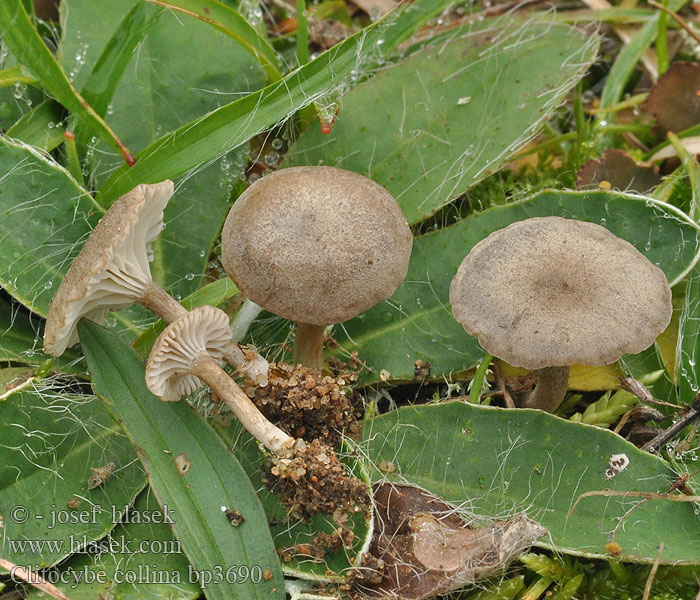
[
  {"x1": 146, "y1": 305, "x2": 294, "y2": 454},
  {"x1": 146, "y1": 306, "x2": 370, "y2": 516},
  {"x1": 449, "y1": 216, "x2": 672, "y2": 412},
  {"x1": 43, "y1": 181, "x2": 266, "y2": 384},
  {"x1": 221, "y1": 166, "x2": 413, "y2": 370}
]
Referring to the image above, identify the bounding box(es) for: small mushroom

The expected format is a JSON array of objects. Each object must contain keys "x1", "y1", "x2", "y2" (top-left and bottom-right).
[
  {"x1": 145, "y1": 305, "x2": 294, "y2": 454},
  {"x1": 43, "y1": 181, "x2": 266, "y2": 383},
  {"x1": 449, "y1": 217, "x2": 672, "y2": 412},
  {"x1": 221, "y1": 166, "x2": 412, "y2": 370}
]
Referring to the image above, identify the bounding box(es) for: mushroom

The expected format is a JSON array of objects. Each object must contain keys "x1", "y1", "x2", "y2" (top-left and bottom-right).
[
  {"x1": 145, "y1": 305, "x2": 293, "y2": 454},
  {"x1": 43, "y1": 181, "x2": 266, "y2": 383},
  {"x1": 449, "y1": 216, "x2": 672, "y2": 412},
  {"x1": 221, "y1": 166, "x2": 413, "y2": 370}
]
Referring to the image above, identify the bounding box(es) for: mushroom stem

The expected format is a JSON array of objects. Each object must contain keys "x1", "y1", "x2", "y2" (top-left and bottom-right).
[
  {"x1": 191, "y1": 352, "x2": 294, "y2": 454},
  {"x1": 295, "y1": 322, "x2": 325, "y2": 370},
  {"x1": 519, "y1": 366, "x2": 570, "y2": 413},
  {"x1": 141, "y1": 281, "x2": 187, "y2": 322},
  {"x1": 140, "y1": 281, "x2": 254, "y2": 379}
]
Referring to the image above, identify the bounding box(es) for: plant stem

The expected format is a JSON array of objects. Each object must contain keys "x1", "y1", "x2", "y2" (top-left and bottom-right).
[
  {"x1": 295, "y1": 322, "x2": 325, "y2": 370},
  {"x1": 296, "y1": 0, "x2": 309, "y2": 65},
  {"x1": 656, "y1": 0, "x2": 669, "y2": 76},
  {"x1": 63, "y1": 131, "x2": 85, "y2": 188}
]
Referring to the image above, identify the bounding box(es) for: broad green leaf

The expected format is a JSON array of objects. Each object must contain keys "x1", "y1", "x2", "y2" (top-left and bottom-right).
[
  {"x1": 5, "y1": 100, "x2": 65, "y2": 151},
  {"x1": 285, "y1": 20, "x2": 598, "y2": 224},
  {"x1": 132, "y1": 277, "x2": 239, "y2": 358},
  {"x1": 0, "y1": 387, "x2": 145, "y2": 567},
  {"x1": 61, "y1": 0, "x2": 262, "y2": 298},
  {"x1": 0, "y1": 135, "x2": 100, "y2": 315},
  {"x1": 219, "y1": 423, "x2": 373, "y2": 580},
  {"x1": 364, "y1": 402, "x2": 700, "y2": 564},
  {"x1": 79, "y1": 320, "x2": 284, "y2": 600},
  {"x1": 26, "y1": 491, "x2": 201, "y2": 600},
  {"x1": 0, "y1": 0, "x2": 134, "y2": 164},
  {"x1": 333, "y1": 191, "x2": 700, "y2": 384},
  {"x1": 0, "y1": 296, "x2": 83, "y2": 374},
  {"x1": 145, "y1": 0, "x2": 282, "y2": 81}
]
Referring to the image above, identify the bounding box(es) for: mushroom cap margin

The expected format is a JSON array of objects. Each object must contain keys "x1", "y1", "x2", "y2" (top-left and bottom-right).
[{"x1": 43, "y1": 180, "x2": 174, "y2": 356}]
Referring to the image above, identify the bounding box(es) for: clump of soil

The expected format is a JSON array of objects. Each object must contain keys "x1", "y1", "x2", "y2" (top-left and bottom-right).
[
  {"x1": 278, "y1": 528, "x2": 356, "y2": 563},
  {"x1": 246, "y1": 362, "x2": 363, "y2": 448},
  {"x1": 262, "y1": 438, "x2": 370, "y2": 520}
]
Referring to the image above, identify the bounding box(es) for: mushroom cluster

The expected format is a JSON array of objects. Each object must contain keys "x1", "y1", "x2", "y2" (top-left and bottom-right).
[
  {"x1": 44, "y1": 168, "x2": 411, "y2": 520},
  {"x1": 450, "y1": 216, "x2": 672, "y2": 412}
]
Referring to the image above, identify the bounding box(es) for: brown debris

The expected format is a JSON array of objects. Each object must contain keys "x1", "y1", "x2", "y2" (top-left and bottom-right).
[
  {"x1": 577, "y1": 149, "x2": 661, "y2": 193},
  {"x1": 248, "y1": 362, "x2": 363, "y2": 448},
  {"x1": 350, "y1": 484, "x2": 547, "y2": 600},
  {"x1": 646, "y1": 62, "x2": 700, "y2": 138},
  {"x1": 262, "y1": 438, "x2": 370, "y2": 520}
]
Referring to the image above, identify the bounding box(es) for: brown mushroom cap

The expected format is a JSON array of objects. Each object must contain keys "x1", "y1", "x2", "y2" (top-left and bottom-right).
[
  {"x1": 221, "y1": 166, "x2": 412, "y2": 325},
  {"x1": 44, "y1": 181, "x2": 174, "y2": 356},
  {"x1": 450, "y1": 216, "x2": 672, "y2": 369},
  {"x1": 145, "y1": 305, "x2": 232, "y2": 402}
]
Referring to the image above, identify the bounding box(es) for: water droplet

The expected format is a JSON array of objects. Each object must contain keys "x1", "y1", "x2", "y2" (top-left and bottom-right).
[
  {"x1": 644, "y1": 241, "x2": 652, "y2": 251},
  {"x1": 271, "y1": 138, "x2": 283, "y2": 150},
  {"x1": 185, "y1": 273, "x2": 194, "y2": 281},
  {"x1": 382, "y1": 311, "x2": 393, "y2": 323},
  {"x1": 44, "y1": 281, "x2": 53, "y2": 289},
  {"x1": 600, "y1": 218, "x2": 606, "y2": 225},
  {"x1": 199, "y1": 250, "x2": 206, "y2": 258}
]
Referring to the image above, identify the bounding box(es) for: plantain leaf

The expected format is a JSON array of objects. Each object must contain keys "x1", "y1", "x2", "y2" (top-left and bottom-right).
[
  {"x1": 285, "y1": 19, "x2": 599, "y2": 224},
  {"x1": 333, "y1": 191, "x2": 700, "y2": 384},
  {"x1": 0, "y1": 135, "x2": 100, "y2": 316},
  {"x1": 364, "y1": 402, "x2": 700, "y2": 564},
  {"x1": 0, "y1": 386, "x2": 145, "y2": 567},
  {"x1": 79, "y1": 320, "x2": 285, "y2": 600}
]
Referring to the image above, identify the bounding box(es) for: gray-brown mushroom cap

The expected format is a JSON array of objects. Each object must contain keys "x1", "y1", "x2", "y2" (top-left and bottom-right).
[
  {"x1": 145, "y1": 305, "x2": 232, "y2": 402},
  {"x1": 43, "y1": 180, "x2": 174, "y2": 356},
  {"x1": 449, "y1": 216, "x2": 672, "y2": 370},
  {"x1": 221, "y1": 166, "x2": 413, "y2": 325}
]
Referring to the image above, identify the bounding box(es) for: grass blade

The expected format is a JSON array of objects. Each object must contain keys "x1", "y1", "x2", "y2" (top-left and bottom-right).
[
  {"x1": 0, "y1": 0, "x2": 135, "y2": 164},
  {"x1": 146, "y1": 0, "x2": 282, "y2": 81}
]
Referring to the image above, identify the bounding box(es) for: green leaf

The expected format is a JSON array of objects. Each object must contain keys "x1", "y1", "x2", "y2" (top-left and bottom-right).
[
  {"x1": 285, "y1": 19, "x2": 599, "y2": 224},
  {"x1": 145, "y1": 0, "x2": 282, "y2": 81},
  {"x1": 5, "y1": 100, "x2": 66, "y2": 151},
  {"x1": 76, "y1": 2, "x2": 161, "y2": 119},
  {"x1": 0, "y1": 387, "x2": 145, "y2": 566},
  {"x1": 79, "y1": 320, "x2": 284, "y2": 600},
  {"x1": 94, "y1": 4, "x2": 419, "y2": 204},
  {"x1": 333, "y1": 190, "x2": 700, "y2": 384},
  {"x1": 0, "y1": 135, "x2": 100, "y2": 315},
  {"x1": 364, "y1": 402, "x2": 700, "y2": 563},
  {"x1": 0, "y1": 0, "x2": 134, "y2": 164},
  {"x1": 26, "y1": 490, "x2": 201, "y2": 600},
  {"x1": 0, "y1": 65, "x2": 38, "y2": 88}
]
